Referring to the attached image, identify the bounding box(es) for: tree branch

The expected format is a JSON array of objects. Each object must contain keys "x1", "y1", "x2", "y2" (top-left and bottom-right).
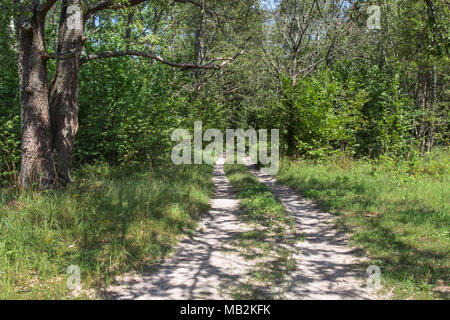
[
  {"x1": 85, "y1": 0, "x2": 214, "y2": 19},
  {"x1": 79, "y1": 49, "x2": 246, "y2": 70},
  {"x1": 43, "y1": 49, "x2": 79, "y2": 61},
  {"x1": 84, "y1": 0, "x2": 148, "y2": 19},
  {"x1": 172, "y1": 0, "x2": 211, "y2": 12},
  {"x1": 38, "y1": 0, "x2": 58, "y2": 18}
]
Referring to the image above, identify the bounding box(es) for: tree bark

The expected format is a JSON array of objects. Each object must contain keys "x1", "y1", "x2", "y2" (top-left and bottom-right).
[
  {"x1": 49, "y1": 0, "x2": 84, "y2": 185},
  {"x1": 16, "y1": 12, "x2": 55, "y2": 187}
]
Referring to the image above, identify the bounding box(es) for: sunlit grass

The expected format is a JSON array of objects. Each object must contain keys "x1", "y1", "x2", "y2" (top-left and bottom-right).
[
  {"x1": 276, "y1": 151, "x2": 450, "y2": 299},
  {"x1": 0, "y1": 163, "x2": 213, "y2": 299},
  {"x1": 224, "y1": 164, "x2": 296, "y2": 299},
  {"x1": 224, "y1": 164, "x2": 290, "y2": 230}
]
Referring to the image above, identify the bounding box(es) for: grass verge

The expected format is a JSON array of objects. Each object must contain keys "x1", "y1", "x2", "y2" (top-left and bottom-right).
[
  {"x1": 224, "y1": 164, "x2": 297, "y2": 299},
  {"x1": 276, "y1": 152, "x2": 449, "y2": 299},
  {"x1": 0, "y1": 163, "x2": 213, "y2": 299}
]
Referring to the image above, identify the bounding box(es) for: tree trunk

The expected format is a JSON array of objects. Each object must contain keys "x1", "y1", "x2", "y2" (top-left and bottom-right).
[
  {"x1": 49, "y1": 0, "x2": 84, "y2": 185},
  {"x1": 16, "y1": 14, "x2": 55, "y2": 187},
  {"x1": 285, "y1": 97, "x2": 297, "y2": 156}
]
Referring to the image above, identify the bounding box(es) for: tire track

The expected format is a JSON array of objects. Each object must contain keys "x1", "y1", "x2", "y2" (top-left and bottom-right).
[{"x1": 243, "y1": 157, "x2": 377, "y2": 300}]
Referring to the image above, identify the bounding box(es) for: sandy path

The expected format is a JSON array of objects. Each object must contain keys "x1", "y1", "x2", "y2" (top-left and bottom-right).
[
  {"x1": 107, "y1": 157, "x2": 377, "y2": 300},
  {"x1": 106, "y1": 157, "x2": 253, "y2": 299},
  {"x1": 243, "y1": 157, "x2": 377, "y2": 300}
]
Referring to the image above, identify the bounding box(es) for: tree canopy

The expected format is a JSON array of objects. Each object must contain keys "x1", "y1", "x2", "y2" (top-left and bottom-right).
[{"x1": 0, "y1": 0, "x2": 448, "y2": 186}]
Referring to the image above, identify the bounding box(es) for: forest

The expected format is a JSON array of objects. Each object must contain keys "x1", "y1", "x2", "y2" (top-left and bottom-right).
[{"x1": 0, "y1": 0, "x2": 448, "y2": 300}]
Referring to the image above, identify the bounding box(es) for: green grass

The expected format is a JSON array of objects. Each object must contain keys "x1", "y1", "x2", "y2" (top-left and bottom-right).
[
  {"x1": 224, "y1": 164, "x2": 290, "y2": 229},
  {"x1": 0, "y1": 163, "x2": 213, "y2": 299},
  {"x1": 276, "y1": 151, "x2": 450, "y2": 300},
  {"x1": 224, "y1": 164, "x2": 297, "y2": 299}
]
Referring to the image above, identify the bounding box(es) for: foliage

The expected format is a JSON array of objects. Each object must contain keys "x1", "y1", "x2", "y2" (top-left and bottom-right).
[
  {"x1": 75, "y1": 57, "x2": 189, "y2": 166},
  {"x1": 0, "y1": 17, "x2": 20, "y2": 186}
]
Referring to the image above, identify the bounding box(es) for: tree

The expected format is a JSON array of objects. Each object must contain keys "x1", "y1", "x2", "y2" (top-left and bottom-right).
[
  {"x1": 3, "y1": 0, "x2": 247, "y2": 187},
  {"x1": 258, "y1": 0, "x2": 362, "y2": 154}
]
